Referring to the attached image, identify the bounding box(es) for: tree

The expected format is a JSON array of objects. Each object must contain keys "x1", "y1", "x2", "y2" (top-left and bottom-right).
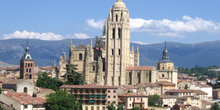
[
  {"x1": 184, "y1": 84, "x2": 188, "y2": 89},
  {"x1": 131, "y1": 107, "x2": 140, "y2": 110},
  {"x1": 0, "y1": 87, "x2": 2, "y2": 94},
  {"x1": 45, "y1": 90, "x2": 82, "y2": 110},
  {"x1": 148, "y1": 94, "x2": 161, "y2": 107},
  {"x1": 0, "y1": 104, "x2": 5, "y2": 110},
  {"x1": 36, "y1": 72, "x2": 63, "y2": 91},
  {"x1": 63, "y1": 64, "x2": 84, "y2": 85},
  {"x1": 211, "y1": 102, "x2": 220, "y2": 110},
  {"x1": 107, "y1": 103, "x2": 123, "y2": 110}
]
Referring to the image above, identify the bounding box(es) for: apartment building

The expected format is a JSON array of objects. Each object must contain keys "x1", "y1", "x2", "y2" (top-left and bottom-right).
[{"x1": 60, "y1": 84, "x2": 118, "y2": 110}]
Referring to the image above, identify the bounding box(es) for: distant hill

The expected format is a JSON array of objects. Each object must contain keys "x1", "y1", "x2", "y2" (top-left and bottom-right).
[
  {"x1": 0, "y1": 39, "x2": 220, "y2": 68},
  {"x1": 0, "y1": 61, "x2": 17, "y2": 67}
]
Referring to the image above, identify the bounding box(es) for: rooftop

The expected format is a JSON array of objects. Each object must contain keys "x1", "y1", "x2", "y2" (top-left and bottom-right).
[
  {"x1": 5, "y1": 93, "x2": 45, "y2": 105},
  {"x1": 126, "y1": 66, "x2": 154, "y2": 71},
  {"x1": 155, "y1": 81, "x2": 176, "y2": 86},
  {"x1": 60, "y1": 84, "x2": 118, "y2": 89},
  {"x1": 119, "y1": 92, "x2": 148, "y2": 97}
]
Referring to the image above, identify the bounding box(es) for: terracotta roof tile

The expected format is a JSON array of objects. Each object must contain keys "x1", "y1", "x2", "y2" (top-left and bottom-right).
[
  {"x1": 192, "y1": 90, "x2": 208, "y2": 95},
  {"x1": 154, "y1": 81, "x2": 176, "y2": 86},
  {"x1": 136, "y1": 82, "x2": 160, "y2": 88},
  {"x1": 119, "y1": 92, "x2": 148, "y2": 97},
  {"x1": 60, "y1": 84, "x2": 118, "y2": 89},
  {"x1": 5, "y1": 93, "x2": 45, "y2": 105},
  {"x1": 126, "y1": 66, "x2": 154, "y2": 71},
  {"x1": 160, "y1": 95, "x2": 177, "y2": 99}
]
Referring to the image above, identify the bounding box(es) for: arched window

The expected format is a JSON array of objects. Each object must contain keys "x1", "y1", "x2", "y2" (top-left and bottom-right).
[
  {"x1": 162, "y1": 74, "x2": 165, "y2": 77},
  {"x1": 29, "y1": 74, "x2": 32, "y2": 79},
  {"x1": 24, "y1": 87, "x2": 27, "y2": 93},
  {"x1": 29, "y1": 69, "x2": 31, "y2": 73},
  {"x1": 25, "y1": 74, "x2": 28, "y2": 79},
  {"x1": 79, "y1": 53, "x2": 82, "y2": 60},
  {"x1": 116, "y1": 15, "x2": 118, "y2": 22},
  {"x1": 26, "y1": 68, "x2": 28, "y2": 72},
  {"x1": 112, "y1": 28, "x2": 115, "y2": 39},
  {"x1": 118, "y1": 28, "x2": 121, "y2": 38}
]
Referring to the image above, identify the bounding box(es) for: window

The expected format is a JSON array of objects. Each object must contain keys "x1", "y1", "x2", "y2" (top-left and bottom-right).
[
  {"x1": 29, "y1": 74, "x2": 32, "y2": 79},
  {"x1": 113, "y1": 90, "x2": 116, "y2": 93},
  {"x1": 113, "y1": 28, "x2": 115, "y2": 39},
  {"x1": 24, "y1": 87, "x2": 27, "y2": 93},
  {"x1": 162, "y1": 67, "x2": 164, "y2": 70},
  {"x1": 108, "y1": 96, "x2": 110, "y2": 98},
  {"x1": 112, "y1": 49, "x2": 114, "y2": 55},
  {"x1": 113, "y1": 96, "x2": 116, "y2": 98},
  {"x1": 93, "y1": 66, "x2": 95, "y2": 71},
  {"x1": 25, "y1": 74, "x2": 28, "y2": 79},
  {"x1": 118, "y1": 28, "x2": 121, "y2": 38},
  {"x1": 28, "y1": 63, "x2": 30, "y2": 67},
  {"x1": 79, "y1": 53, "x2": 82, "y2": 60},
  {"x1": 116, "y1": 15, "x2": 118, "y2": 22},
  {"x1": 31, "y1": 63, "x2": 32, "y2": 67},
  {"x1": 108, "y1": 90, "x2": 110, "y2": 93},
  {"x1": 118, "y1": 49, "x2": 121, "y2": 55},
  {"x1": 25, "y1": 63, "x2": 27, "y2": 67},
  {"x1": 29, "y1": 68, "x2": 31, "y2": 73},
  {"x1": 24, "y1": 105, "x2": 28, "y2": 108},
  {"x1": 26, "y1": 68, "x2": 28, "y2": 72},
  {"x1": 162, "y1": 74, "x2": 165, "y2": 77}
]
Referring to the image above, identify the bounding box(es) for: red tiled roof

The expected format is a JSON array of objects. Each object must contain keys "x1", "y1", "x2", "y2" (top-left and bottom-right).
[
  {"x1": 126, "y1": 66, "x2": 154, "y2": 71},
  {"x1": 122, "y1": 85, "x2": 138, "y2": 89},
  {"x1": 119, "y1": 92, "x2": 148, "y2": 97},
  {"x1": 192, "y1": 90, "x2": 208, "y2": 95},
  {"x1": 136, "y1": 82, "x2": 160, "y2": 88},
  {"x1": 154, "y1": 81, "x2": 176, "y2": 86},
  {"x1": 60, "y1": 84, "x2": 118, "y2": 89},
  {"x1": 5, "y1": 93, "x2": 45, "y2": 105},
  {"x1": 166, "y1": 89, "x2": 193, "y2": 93}
]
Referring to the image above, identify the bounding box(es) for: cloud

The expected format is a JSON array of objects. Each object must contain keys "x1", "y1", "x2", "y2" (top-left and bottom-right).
[
  {"x1": 87, "y1": 19, "x2": 105, "y2": 29},
  {"x1": 3, "y1": 30, "x2": 62, "y2": 40},
  {"x1": 87, "y1": 16, "x2": 220, "y2": 38},
  {"x1": 73, "y1": 33, "x2": 90, "y2": 39},
  {"x1": 131, "y1": 41, "x2": 149, "y2": 45}
]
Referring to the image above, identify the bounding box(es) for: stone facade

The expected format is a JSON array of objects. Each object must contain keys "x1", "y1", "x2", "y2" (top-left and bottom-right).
[{"x1": 59, "y1": 0, "x2": 177, "y2": 87}]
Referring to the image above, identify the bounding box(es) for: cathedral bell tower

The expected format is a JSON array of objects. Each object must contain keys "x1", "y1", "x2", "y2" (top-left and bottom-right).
[
  {"x1": 105, "y1": 0, "x2": 130, "y2": 86},
  {"x1": 20, "y1": 40, "x2": 34, "y2": 80}
]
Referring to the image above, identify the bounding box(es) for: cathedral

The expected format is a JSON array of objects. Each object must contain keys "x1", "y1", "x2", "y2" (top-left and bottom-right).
[{"x1": 59, "y1": 0, "x2": 177, "y2": 86}]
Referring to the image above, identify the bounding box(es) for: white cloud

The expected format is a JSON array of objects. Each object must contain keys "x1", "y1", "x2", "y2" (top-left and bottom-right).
[
  {"x1": 87, "y1": 19, "x2": 105, "y2": 29},
  {"x1": 131, "y1": 41, "x2": 149, "y2": 45},
  {"x1": 3, "y1": 30, "x2": 62, "y2": 40},
  {"x1": 87, "y1": 16, "x2": 220, "y2": 38},
  {"x1": 73, "y1": 33, "x2": 90, "y2": 39}
]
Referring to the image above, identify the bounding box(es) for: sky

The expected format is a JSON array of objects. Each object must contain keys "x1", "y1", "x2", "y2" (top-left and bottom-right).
[{"x1": 0, "y1": 0, "x2": 220, "y2": 44}]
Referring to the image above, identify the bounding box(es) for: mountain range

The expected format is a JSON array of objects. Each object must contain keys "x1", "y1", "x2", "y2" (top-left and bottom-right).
[{"x1": 0, "y1": 39, "x2": 220, "y2": 68}]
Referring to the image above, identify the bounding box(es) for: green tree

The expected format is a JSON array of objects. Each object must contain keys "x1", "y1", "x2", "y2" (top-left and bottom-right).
[
  {"x1": 107, "y1": 103, "x2": 123, "y2": 110},
  {"x1": 45, "y1": 90, "x2": 82, "y2": 110},
  {"x1": 63, "y1": 64, "x2": 84, "y2": 85},
  {"x1": 0, "y1": 87, "x2": 2, "y2": 94},
  {"x1": 184, "y1": 84, "x2": 188, "y2": 89},
  {"x1": 0, "y1": 104, "x2": 5, "y2": 110},
  {"x1": 211, "y1": 102, "x2": 220, "y2": 110},
  {"x1": 148, "y1": 94, "x2": 161, "y2": 107},
  {"x1": 131, "y1": 107, "x2": 140, "y2": 110},
  {"x1": 36, "y1": 72, "x2": 63, "y2": 91}
]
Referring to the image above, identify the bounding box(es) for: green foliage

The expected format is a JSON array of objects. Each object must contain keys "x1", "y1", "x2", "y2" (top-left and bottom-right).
[
  {"x1": 107, "y1": 103, "x2": 124, "y2": 110},
  {"x1": 36, "y1": 72, "x2": 63, "y2": 91},
  {"x1": 45, "y1": 90, "x2": 82, "y2": 110},
  {"x1": 184, "y1": 84, "x2": 188, "y2": 89},
  {"x1": 211, "y1": 102, "x2": 220, "y2": 110},
  {"x1": 0, "y1": 87, "x2": 2, "y2": 94},
  {"x1": 0, "y1": 104, "x2": 5, "y2": 110},
  {"x1": 131, "y1": 107, "x2": 140, "y2": 110},
  {"x1": 148, "y1": 94, "x2": 161, "y2": 107},
  {"x1": 178, "y1": 65, "x2": 219, "y2": 79},
  {"x1": 63, "y1": 64, "x2": 84, "y2": 85}
]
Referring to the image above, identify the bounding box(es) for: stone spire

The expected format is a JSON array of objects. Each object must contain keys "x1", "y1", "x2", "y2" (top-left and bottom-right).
[
  {"x1": 22, "y1": 39, "x2": 32, "y2": 60},
  {"x1": 159, "y1": 41, "x2": 171, "y2": 63}
]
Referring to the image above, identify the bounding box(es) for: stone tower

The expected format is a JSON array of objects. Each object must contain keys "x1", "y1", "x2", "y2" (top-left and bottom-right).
[
  {"x1": 157, "y1": 42, "x2": 178, "y2": 87},
  {"x1": 105, "y1": 0, "x2": 130, "y2": 86},
  {"x1": 20, "y1": 40, "x2": 34, "y2": 80}
]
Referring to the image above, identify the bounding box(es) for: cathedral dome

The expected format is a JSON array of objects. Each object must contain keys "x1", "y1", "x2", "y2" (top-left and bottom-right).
[{"x1": 113, "y1": 0, "x2": 126, "y2": 8}]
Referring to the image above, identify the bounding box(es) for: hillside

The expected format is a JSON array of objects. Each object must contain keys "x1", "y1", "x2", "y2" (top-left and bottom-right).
[{"x1": 0, "y1": 39, "x2": 220, "y2": 68}]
